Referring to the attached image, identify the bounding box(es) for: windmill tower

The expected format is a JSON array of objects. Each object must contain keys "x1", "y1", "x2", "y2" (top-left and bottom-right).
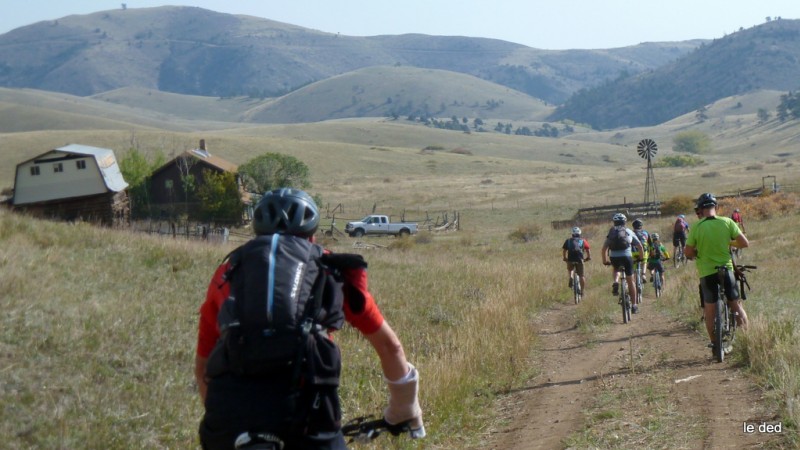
[{"x1": 637, "y1": 139, "x2": 659, "y2": 205}]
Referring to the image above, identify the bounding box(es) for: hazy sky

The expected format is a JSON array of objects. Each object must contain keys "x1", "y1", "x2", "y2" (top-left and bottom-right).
[{"x1": 2, "y1": 1, "x2": 800, "y2": 50}]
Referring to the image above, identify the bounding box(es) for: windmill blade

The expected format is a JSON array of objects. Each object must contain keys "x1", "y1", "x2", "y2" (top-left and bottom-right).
[{"x1": 637, "y1": 139, "x2": 658, "y2": 159}]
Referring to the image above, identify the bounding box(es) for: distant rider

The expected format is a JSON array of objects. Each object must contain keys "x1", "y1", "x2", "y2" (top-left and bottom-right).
[
  {"x1": 562, "y1": 226, "x2": 591, "y2": 296},
  {"x1": 731, "y1": 208, "x2": 745, "y2": 233},
  {"x1": 601, "y1": 213, "x2": 644, "y2": 313},
  {"x1": 631, "y1": 219, "x2": 650, "y2": 283},
  {"x1": 646, "y1": 233, "x2": 670, "y2": 289},
  {"x1": 672, "y1": 214, "x2": 690, "y2": 258}
]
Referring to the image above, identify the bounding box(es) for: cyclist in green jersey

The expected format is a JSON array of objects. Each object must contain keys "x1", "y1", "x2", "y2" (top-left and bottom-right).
[{"x1": 685, "y1": 193, "x2": 750, "y2": 350}]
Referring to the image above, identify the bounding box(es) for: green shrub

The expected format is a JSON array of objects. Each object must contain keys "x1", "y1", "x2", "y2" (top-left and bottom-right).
[
  {"x1": 660, "y1": 195, "x2": 695, "y2": 216},
  {"x1": 654, "y1": 154, "x2": 705, "y2": 167}
]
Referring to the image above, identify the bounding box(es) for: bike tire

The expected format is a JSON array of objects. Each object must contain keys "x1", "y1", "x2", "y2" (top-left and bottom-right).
[
  {"x1": 714, "y1": 299, "x2": 725, "y2": 363},
  {"x1": 573, "y1": 273, "x2": 581, "y2": 305},
  {"x1": 620, "y1": 280, "x2": 630, "y2": 324},
  {"x1": 654, "y1": 276, "x2": 662, "y2": 299}
]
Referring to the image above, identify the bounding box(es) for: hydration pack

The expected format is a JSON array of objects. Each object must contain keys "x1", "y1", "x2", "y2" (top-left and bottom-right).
[
  {"x1": 674, "y1": 219, "x2": 686, "y2": 234},
  {"x1": 606, "y1": 225, "x2": 631, "y2": 251},
  {"x1": 207, "y1": 234, "x2": 344, "y2": 378},
  {"x1": 566, "y1": 237, "x2": 585, "y2": 261}
]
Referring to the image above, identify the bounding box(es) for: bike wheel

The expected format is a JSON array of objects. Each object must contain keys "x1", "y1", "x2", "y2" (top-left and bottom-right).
[
  {"x1": 573, "y1": 274, "x2": 581, "y2": 305},
  {"x1": 620, "y1": 281, "x2": 630, "y2": 324},
  {"x1": 714, "y1": 299, "x2": 725, "y2": 363},
  {"x1": 654, "y1": 276, "x2": 662, "y2": 299}
]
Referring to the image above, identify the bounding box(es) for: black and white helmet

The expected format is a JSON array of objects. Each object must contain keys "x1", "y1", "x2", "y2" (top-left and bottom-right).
[
  {"x1": 651, "y1": 233, "x2": 660, "y2": 241},
  {"x1": 612, "y1": 213, "x2": 627, "y2": 225},
  {"x1": 696, "y1": 192, "x2": 718, "y2": 209},
  {"x1": 632, "y1": 219, "x2": 643, "y2": 229},
  {"x1": 571, "y1": 226, "x2": 581, "y2": 237},
  {"x1": 252, "y1": 188, "x2": 320, "y2": 237}
]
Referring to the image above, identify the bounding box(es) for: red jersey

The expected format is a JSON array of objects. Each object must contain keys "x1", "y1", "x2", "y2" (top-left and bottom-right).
[{"x1": 196, "y1": 257, "x2": 385, "y2": 358}]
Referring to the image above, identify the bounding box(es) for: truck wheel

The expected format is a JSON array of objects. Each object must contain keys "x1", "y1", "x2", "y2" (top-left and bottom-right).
[
  {"x1": 352, "y1": 229, "x2": 365, "y2": 238},
  {"x1": 398, "y1": 228, "x2": 410, "y2": 237}
]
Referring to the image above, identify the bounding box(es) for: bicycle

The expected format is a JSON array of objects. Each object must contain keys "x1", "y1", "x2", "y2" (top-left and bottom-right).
[
  {"x1": 633, "y1": 259, "x2": 644, "y2": 305},
  {"x1": 341, "y1": 416, "x2": 425, "y2": 444},
  {"x1": 572, "y1": 268, "x2": 582, "y2": 305},
  {"x1": 673, "y1": 243, "x2": 686, "y2": 268},
  {"x1": 652, "y1": 266, "x2": 664, "y2": 299},
  {"x1": 605, "y1": 262, "x2": 632, "y2": 324},
  {"x1": 710, "y1": 264, "x2": 756, "y2": 363}
]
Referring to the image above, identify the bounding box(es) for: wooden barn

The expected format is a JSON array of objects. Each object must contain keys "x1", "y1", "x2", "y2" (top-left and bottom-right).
[
  {"x1": 148, "y1": 139, "x2": 240, "y2": 219},
  {"x1": 12, "y1": 144, "x2": 130, "y2": 226}
]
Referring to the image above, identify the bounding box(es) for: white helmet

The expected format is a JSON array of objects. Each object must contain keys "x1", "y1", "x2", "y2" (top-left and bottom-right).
[
  {"x1": 571, "y1": 227, "x2": 581, "y2": 236},
  {"x1": 612, "y1": 213, "x2": 627, "y2": 224}
]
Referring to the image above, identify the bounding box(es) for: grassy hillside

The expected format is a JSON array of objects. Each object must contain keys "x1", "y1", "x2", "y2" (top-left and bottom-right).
[
  {"x1": 550, "y1": 19, "x2": 800, "y2": 129},
  {"x1": 1, "y1": 189, "x2": 798, "y2": 448},
  {"x1": 0, "y1": 6, "x2": 699, "y2": 107},
  {"x1": 242, "y1": 65, "x2": 553, "y2": 123}
]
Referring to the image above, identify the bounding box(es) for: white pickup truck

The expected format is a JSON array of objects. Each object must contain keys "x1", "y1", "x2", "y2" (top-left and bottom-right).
[{"x1": 345, "y1": 215, "x2": 418, "y2": 237}]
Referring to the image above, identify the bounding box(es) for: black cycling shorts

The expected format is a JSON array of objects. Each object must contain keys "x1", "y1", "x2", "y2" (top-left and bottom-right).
[
  {"x1": 699, "y1": 270, "x2": 740, "y2": 305},
  {"x1": 610, "y1": 255, "x2": 634, "y2": 276}
]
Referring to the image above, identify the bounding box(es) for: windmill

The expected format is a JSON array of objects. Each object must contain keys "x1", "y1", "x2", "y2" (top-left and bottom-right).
[{"x1": 637, "y1": 138, "x2": 659, "y2": 205}]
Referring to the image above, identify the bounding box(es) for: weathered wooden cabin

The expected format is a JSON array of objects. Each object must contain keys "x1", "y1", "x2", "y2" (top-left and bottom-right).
[
  {"x1": 148, "y1": 139, "x2": 239, "y2": 219},
  {"x1": 12, "y1": 144, "x2": 129, "y2": 226}
]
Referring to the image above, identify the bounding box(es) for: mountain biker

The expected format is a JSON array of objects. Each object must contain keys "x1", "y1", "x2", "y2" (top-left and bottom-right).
[
  {"x1": 672, "y1": 214, "x2": 690, "y2": 258},
  {"x1": 731, "y1": 208, "x2": 745, "y2": 233},
  {"x1": 631, "y1": 219, "x2": 650, "y2": 283},
  {"x1": 562, "y1": 226, "x2": 591, "y2": 295},
  {"x1": 646, "y1": 233, "x2": 670, "y2": 288},
  {"x1": 684, "y1": 193, "x2": 750, "y2": 355},
  {"x1": 195, "y1": 188, "x2": 424, "y2": 450},
  {"x1": 601, "y1": 213, "x2": 645, "y2": 313}
]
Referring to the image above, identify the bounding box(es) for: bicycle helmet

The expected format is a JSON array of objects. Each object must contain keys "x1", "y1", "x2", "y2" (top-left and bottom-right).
[
  {"x1": 612, "y1": 213, "x2": 627, "y2": 225},
  {"x1": 632, "y1": 219, "x2": 643, "y2": 229},
  {"x1": 678, "y1": 214, "x2": 685, "y2": 219},
  {"x1": 651, "y1": 233, "x2": 660, "y2": 241},
  {"x1": 252, "y1": 188, "x2": 320, "y2": 237},
  {"x1": 696, "y1": 192, "x2": 718, "y2": 209},
  {"x1": 571, "y1": 226, "x2": 581, "y2": 237},
  {"x1": 734, "y1": 208, "x2": 740, "y2": 212}
]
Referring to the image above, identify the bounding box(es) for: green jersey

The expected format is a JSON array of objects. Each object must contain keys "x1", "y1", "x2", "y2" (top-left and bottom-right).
[{"x1": 686, "y1": 215, "x2": 741, "y2": 278}]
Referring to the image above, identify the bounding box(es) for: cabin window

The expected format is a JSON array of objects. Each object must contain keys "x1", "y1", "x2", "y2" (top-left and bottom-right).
[
  {"x1": 165, "y1": 179, "x2": 173, "y2": 189},
  {"x1": 30, "y1": 166, "x2": 41, "y2": 176},
  {"x1": 76, "y1": 160, "x2": 87, "y2": 170},
  {"x1": 53, "y1": 163, "x2": 63, "y2": 173}
]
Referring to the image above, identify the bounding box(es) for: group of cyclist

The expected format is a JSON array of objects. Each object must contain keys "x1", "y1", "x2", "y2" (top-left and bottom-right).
[{"x1": 562, "y1": 192, "x2": 750, "y2": 355}]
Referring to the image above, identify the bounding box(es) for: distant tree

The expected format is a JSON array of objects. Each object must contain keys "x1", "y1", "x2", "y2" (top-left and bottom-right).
[
  {"x1": 473, "y1": 118, "x2": 484, "y2": 129},
  {"x1": 494, "y1": 122, "x2": 504, "y2": 132},
  {"x1": 119, "y1": 148, "x2": 165, "y2": 217},
  {"x1": 695, "y1": 106, "x2": 708, "y2": 122},
  {"x1": 196, "y1": 170, "x2": 244, "y2": 223},
  {"x1": 238, "y1": 153, "x2": 311, "y2": 194},
  {"x1": 757, "y1": 108, "x2": 770, "y2": 123},
  {"x1": 672, "y1": 130, "x2": 712, "y2": 154},
  {"x1": 504, "y1": 123, "x2": 512, "y2": 134}
]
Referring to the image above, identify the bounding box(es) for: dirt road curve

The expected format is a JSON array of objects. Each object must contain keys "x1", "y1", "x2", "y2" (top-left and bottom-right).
[{"x1": 487, "y1": 298, "x2": 784, "y2": 449}]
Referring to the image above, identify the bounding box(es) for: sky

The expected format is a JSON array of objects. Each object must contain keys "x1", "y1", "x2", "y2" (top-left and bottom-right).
[{"x1": 2, "y1": 1, "x2": 800, "y2": 50}]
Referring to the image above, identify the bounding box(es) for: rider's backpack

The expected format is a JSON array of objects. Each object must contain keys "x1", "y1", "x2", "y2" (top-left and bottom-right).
[
  {"x1": 566, "y1": 237, "x2": 585, "y2": 261},
  {"x1": 606, "y1": 225, "x2": 631, "y2": 251},
  {"x1": 650, "y1": 243, "x2": 662, "y2": 260},
  {"x1": 634, "y1": 230, "x2": 648, "y2": 248},
  {"x1": 207, "y1": 234, "x2": 344, "y2": 378},
  {"x1": 674, "y1": 219, "x2": 686, "y2": 234}
]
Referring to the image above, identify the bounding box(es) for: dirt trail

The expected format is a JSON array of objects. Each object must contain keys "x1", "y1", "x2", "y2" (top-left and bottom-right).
[{"x1": 487, "y1": 295, "x2": 784, "y2": 449}]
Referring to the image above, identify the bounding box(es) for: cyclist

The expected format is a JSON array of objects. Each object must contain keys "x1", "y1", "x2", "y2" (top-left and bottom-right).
[
  {"x1": 601, "y1": 213, "x2": 645, "y2": 313},
  {"x1": 631, "y1": 219, "x2": 650, "y2": 283},
  {"x1": 672, "y1": 214, "x2": 690, "y2": 259},
  {"x1": 731, "y1": 208, "x2": 746, "y2": 233},
  {"x1": 195, "y1": 189, "x2": 424, "y2": 450},
  {"x1": 562, "y1": 226, "x2": 591, "y2": 295},
  {"x1": 646, "y1": 233, "x2": 670, "y2": 288},
  {"x1": 685, "y1": 193, "x2": 750, "y2": 354}
]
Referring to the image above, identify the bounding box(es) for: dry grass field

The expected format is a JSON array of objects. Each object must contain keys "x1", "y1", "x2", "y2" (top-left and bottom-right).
[{"x1": 1, "y1": 88, "x2": 799, "y2": 448}]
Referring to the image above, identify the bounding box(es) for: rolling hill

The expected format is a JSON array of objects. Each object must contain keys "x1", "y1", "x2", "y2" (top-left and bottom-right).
[
  {"x1": 0, "y1": 5, "x2": 699, "y2": 108},
  {"x1": 549, "y1": 19, "x2": 800, "y2": 129}
]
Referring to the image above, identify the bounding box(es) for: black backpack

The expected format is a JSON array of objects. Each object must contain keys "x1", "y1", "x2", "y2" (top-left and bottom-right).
[
  {"x1": 207, "y1": 234, "x2": 344, "y2": 378},
  {"x1": 606, "y1": 225, "x2": 631, "y2": 251},
  {"x1": 566, "y1": 237, "x2": 585, "y2": 261}
]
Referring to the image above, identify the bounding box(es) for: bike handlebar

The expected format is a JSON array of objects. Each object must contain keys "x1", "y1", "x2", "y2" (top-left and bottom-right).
[{"x1": 341, "y1": 416, "x2": 424, "y2": 444}]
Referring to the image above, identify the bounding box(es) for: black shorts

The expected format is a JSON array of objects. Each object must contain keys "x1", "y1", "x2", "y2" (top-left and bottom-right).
[
  {"x1": 200, "y1": 374, "x2": 345, "y2": 450},
  {"x1": 699, "y1": 270, "x2": 740, "y2": 305},
  {"x1": 647, "y1": 261, "x2": 665, "y2": 273},
  {"x1": 610, "y1": 255, "x2": 634, "y2": 276},
  {"x1": 673, "y1": 233, "x2": 687, "y2": 247}
]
